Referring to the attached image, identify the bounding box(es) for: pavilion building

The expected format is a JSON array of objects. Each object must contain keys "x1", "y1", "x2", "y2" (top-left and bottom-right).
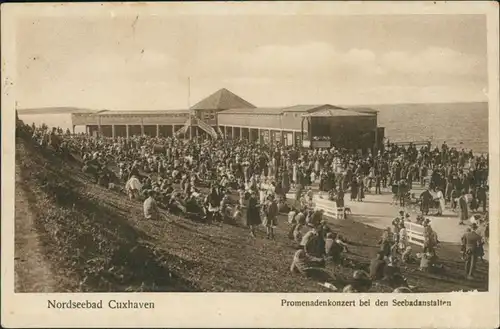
[{"x1": 71, "y1": 88, "x2": 384, "y2": 152}]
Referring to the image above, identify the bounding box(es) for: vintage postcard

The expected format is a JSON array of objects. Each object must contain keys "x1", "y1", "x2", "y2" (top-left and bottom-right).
[{"x1": 1, "y1": 1, "x2": 499, "y2": 328}]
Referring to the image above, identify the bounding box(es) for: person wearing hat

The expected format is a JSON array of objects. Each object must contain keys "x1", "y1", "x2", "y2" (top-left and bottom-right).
[
  {"x1": 420, "y1": 187, "x2": 433, "y2": 215},
  {"x1": 461, "y1": 222, "x2": 482, "y2": 279},
  {"x1": 422, "y1": 218, "x2": 438, "y2": 254},
  {"x1": 143, "y1": 189, "x2": 159, "y2": 220},
  {"x1": 392, "y1": 210, "x2": 404, "y2": 233}
]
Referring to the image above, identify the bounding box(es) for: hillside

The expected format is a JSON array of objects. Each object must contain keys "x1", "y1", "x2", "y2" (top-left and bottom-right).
[{"x1": 14, "y1": 137, "x2": 488, "y2": 293}]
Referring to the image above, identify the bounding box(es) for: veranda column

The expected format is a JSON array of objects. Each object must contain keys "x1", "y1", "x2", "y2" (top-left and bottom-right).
[
  {"x1": 239, "y1": 127, "x2": 243, "y2": 140},
  {"x1": 112, "y1": 125, "x2": 116, "y2": 138},
  {"x1": 97, "y1": 117, "x2": 102, "y2": 137},
  {"x1": 126, "y1": 125, "x2": 130, "y2": 138},
  {"x1": 156, "y1": 124, "x2": 160, "y2": 138},
  {"x1": 292, "y1": 131, "x2": 296, "y2": 146},
  {"x1": 231, "y1": 126, "x2": 235, "y2": 139}
]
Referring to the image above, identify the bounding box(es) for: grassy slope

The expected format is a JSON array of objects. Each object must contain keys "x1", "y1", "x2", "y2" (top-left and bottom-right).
[{"x1": 15, "y1": 137, "x2": 488, "y2": 292}]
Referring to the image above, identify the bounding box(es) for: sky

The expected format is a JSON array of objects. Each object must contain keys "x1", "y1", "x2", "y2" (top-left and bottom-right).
[{"x1": 16, "y1": 14, "x2": 488, "y2": 110}]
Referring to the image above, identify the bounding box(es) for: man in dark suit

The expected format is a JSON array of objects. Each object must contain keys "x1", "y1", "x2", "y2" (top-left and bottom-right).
[{"x1": 461, "y1": 223, "x2": 482, "y2": 280}]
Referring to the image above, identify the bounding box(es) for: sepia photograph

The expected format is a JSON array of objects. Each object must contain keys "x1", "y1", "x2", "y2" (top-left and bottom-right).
[
  {"x1": 2, "y1": 1, "x2": 499, "y2": 328},
  {"x1": 12, "y1": 8, "x2": 492, "y2": 294}
]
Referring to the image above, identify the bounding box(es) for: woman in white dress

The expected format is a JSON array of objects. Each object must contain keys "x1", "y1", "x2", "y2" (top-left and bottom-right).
[
  {"x1": 398, "y1": 223, "x2": 408, "y2": 251},
  {"x1": 292, "y1": 163, "x2": 298, "y2": 185},
  {"x1": 436, "y1": 187, "x2": 446, "y2": 216},
  {"x1": 259, "y1": 179, "x2": 267, "y2": 205}
]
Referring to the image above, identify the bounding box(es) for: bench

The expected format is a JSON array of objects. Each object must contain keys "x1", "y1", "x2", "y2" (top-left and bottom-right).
[{"x1": 313, "y1": 195, "x2": 345, "y2": 220}]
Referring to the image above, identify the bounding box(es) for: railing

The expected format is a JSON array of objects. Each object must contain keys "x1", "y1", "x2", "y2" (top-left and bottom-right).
[
  {"x1": 406, "y1": 222, "x2": 425, "y2": 247},
  {"x1": 174, "y1": 119, "x2": 190, "y2": 137},
  {"x1": 195, "y1": 117, "x2": 218, "y2": 139},
  {"x1": 216, "y1": 126, "x2": 224, "y2": 139},
  {"x1": 313, "y1": 195, "x2": 345, "y2": 220}
]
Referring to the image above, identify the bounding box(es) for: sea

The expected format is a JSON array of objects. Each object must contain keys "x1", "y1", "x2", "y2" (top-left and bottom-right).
[{"x1": 18, "y1": 102, "x2": 490, "y2": 154}]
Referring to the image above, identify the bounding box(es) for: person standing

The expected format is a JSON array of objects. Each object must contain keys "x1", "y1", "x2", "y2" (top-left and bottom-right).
[
  {"x1": 263, "y1": 195, "x2": 278, "y2": 239},
  {"x1": 436, "y1": 187, "x2": 446, "y2": 216},
  {"x1": 476, "y1": 184, "x2": 487, "y2": 213},
  {"x1": 246, "y1": 191, "x2": 261, "y2": 238},
  {"x1": 357, "y1": 175, "x2": 365, "y2": 202},
  {"x1": 375, "y1": 172, "x2": 382, "y2": 195},
  {"x1": 461, "y1": 223, "x2": 482, "y2": 280},
  {"x1": 458, "y1": 191, "x2": 469, "y2": 225},
  {"x1": 350, "y1": 177, "x2": 358, "y2": 201}
]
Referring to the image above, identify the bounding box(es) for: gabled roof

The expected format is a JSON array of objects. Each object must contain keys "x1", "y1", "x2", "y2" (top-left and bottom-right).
[{"x1": 190, "y1": 88, "x2": 256, "y2": 110}]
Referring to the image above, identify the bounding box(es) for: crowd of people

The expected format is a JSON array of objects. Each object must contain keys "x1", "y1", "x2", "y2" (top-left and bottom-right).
[{"x1": 19, "y1": 119, "x2": 489, "y2": 289}]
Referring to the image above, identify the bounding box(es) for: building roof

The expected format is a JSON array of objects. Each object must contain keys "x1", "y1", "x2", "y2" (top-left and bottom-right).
[
  {"x1": 218, "y1": 104, "x2": 357, "y2": 116},
  {"x1": 302, "y1": 108, "x2": 372, "y2": 117},
  {"x1": 190, "y1": 88, "x2": 256, "y2": 110},
  {"x1": 281, "y1": 104, "x2": 345, "y2": 112},
  {"x1": 346, "y1": 106, "x2": 379, "y2": 114},
  {"x1": 88, "y1": 109, "x2": 189, "y2": 116},
  {"x1": 217, "y1": 107, "x2": 283, "y2": 115}
]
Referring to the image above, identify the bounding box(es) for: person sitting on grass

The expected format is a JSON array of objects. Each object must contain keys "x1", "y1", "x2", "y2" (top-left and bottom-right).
[
  {"x1": 184, "y1": 192, "x2": 204, "y2": 221},
  {"x1": 381, "y1": 258, "x2": 409, "y2": 289},
  {"x1": 369, "y1": 251, "x2": 387, "y2": 281},
  {"x1": 143, "y1": 190, "x2": 159, "y2": 221},
  {"x1": 169, "y1": 192, "x2": 187, "y2": 215},
  {"x1": 401, "y1": 246, "x2": 415, "y2": 264},
  {"x1": 232, "y1": 204, "x2": 242, "y2": 224},
  {"x1": 301, "y1": 226, "x2": 325, "y2": 262},
  {"x1": 378, "y1": 227, "x2": 394, "y2": 263},
  {"x1": 324, "y1": 232, "x2": 344, "y2": 266},
  {"x1": 287, "y1": 207, "x2": 298, "y2": 240},
  {"x1": 290, "y1": 248, "x2": 335, "y2": 285},
  {"x1": 307, "y1": 209, "x2": 324, "y2": 228},
  {"x1": 343, "y1": 270, "x2": 372, "y2": 293}
]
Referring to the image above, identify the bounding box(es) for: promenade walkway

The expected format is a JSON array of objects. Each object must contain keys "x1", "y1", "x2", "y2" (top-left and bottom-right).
[
  {"x1": 295, "y1": 181, "x2": 488, "y2": 259},
  {"x1": 342, "y1": 186, "x2": 489, "y2": 259}
]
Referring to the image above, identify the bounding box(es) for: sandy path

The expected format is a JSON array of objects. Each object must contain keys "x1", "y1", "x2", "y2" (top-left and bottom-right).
[{"x1": 14, "y1": 145, "x2": 59, "y2": 292}]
